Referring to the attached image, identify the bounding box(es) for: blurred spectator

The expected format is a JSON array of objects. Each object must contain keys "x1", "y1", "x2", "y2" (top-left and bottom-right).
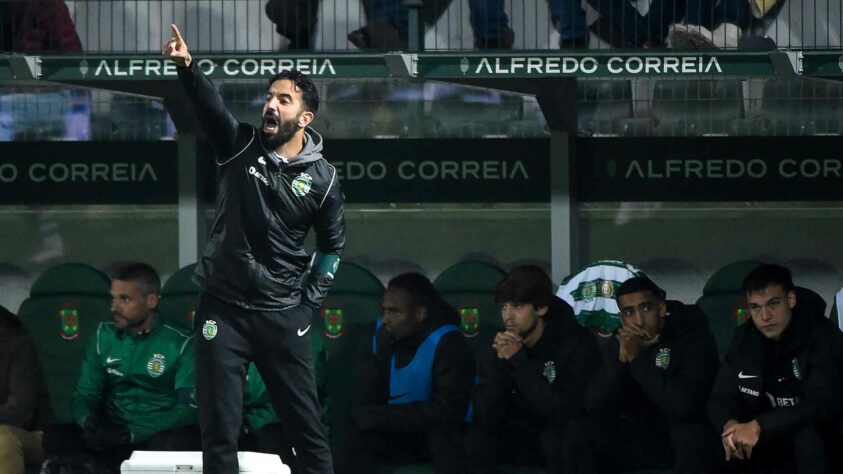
[
  {"x1": 667, "y1": 0, "x2": 751, "y2": 49},
  {"x1": 586, "y1": 0, "x2": 681, "y2": 47},
  {"x1": 265, "y1": 0, "x2": 321, "y2": 50},
  {"x1": 0, "y1": 303, "x2": 53, "y2": 474},
  {"x1": 0, "y1": 0, "x2": 82, "y2": 53},
  {"x1": 0, "y1": 1, "x2": 89, "y2": 142},
  {"x1": 548, "y1": 0, "x2": 588, "y2": 48},
  {"x1": 347, "y1": 0, "x2": 514, "y2": 50}
]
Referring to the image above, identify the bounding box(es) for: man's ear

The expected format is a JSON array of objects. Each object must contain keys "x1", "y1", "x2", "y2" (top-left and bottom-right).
[
  {"x1": 658, "y1": 300, "x2": 667, "y2": 318},
  {"x1": 146, "y1": 293, "x2": 160, "y2": 311},
  {"x1": 415, "y1": 306, "x2": 428, "y2": 323},
  {"x1": 535, "y1": 305, "x2": 549, "y2": 317},
  {"x1": 787, "y1": 290, "x2": 797, "y2": 310},
  {"x1": 299, "y1": 110, "x2": 315, "y2": 128}
]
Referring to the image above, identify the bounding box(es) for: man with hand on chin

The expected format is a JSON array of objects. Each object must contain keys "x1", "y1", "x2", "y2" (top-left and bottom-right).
[
  {"x1": 708, "y1": 264, "x2": 843, "y2": 474},
  {"x1": 164, "y1": 23, "x2": 345, "y2": 474},
  {"x1": 465, "y1": 265, "x2": 599, "y2": 474},
  {"x1": 565, "y1": 276, "x2": 721, "y2": 474}
]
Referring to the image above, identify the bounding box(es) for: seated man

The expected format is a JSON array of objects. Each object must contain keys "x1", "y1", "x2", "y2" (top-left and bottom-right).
[
  {"x1": 465, "y1": 265, "x2": 599, "y2": 474},
  {"x1": 0, "y1": 304, "x2": 52, "y2": 474},
  {"x1": 44, "y1": 263, "x2": 199, "y2": 473},
  {"x1": 338, "y1": 273, "x2": 474, "y2": 474},
  {"x1": 565, "y1": 277, "x2": 721, "y2": 474},
  {"x1": 708, "y1": 264, "x2": 843, "y2": 474}
]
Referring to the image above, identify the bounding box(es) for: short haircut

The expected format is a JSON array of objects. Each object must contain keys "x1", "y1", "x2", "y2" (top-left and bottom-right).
[
  {"x1": 387, "y1": 272, "x2": 437, "y2": 311},
  {"x1": 742, "y1": 264, "x2": 795, "y2": 295},
  {"x1": 494, "y1": 265, "x2": 554, "y2": 309},
  {"x1": 616, "y1": 277, "x2": 666, "y2": 302},
  {"x1": 112, "y1": 263, "x2": 161, "y2": 295},
  {"x1": 267, "y1": 69, "x2": 319, "y2": 114}
]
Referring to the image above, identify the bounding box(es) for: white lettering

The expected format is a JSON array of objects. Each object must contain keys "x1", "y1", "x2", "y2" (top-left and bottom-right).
[
  {"x1": 0, "y1": 163, "x2": 17, "y2": 182},
  {"x1": 607, "y1": 57, "x2": 623, "y2": 74}
]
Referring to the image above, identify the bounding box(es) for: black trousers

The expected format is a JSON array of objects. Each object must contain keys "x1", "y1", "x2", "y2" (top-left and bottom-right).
[
  {"x1": 465, "y1": 422, "x2": 566, "y2": 474},
  {"x1": 563, "y1": 416, "x2": 723, "y2": 474},
  {"x1": 42, "y1": 423, "x2": 201, "y2": 474},
  {"x1": 239, "y1": 422, "x2": 299, "y2": 473},
  {"x1": 337, "y1": 423, "x2": 466, "y2": 474},
  {"x1": 195, "y1": 293, "x2": 332, "y2": 474}
]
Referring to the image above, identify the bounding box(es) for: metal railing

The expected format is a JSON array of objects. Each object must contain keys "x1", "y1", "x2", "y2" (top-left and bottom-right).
[{"x1": 0, "y1": 0, "x2": 839, "y2": 54}]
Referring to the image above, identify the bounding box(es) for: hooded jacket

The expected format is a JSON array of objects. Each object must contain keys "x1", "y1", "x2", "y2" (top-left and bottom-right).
[
  {"x1": 177, "y1": 62, "x2": 346, "y2": 311},
  {"x1": 586, "y1": 301, "x2": 719, "y2": 425},
  {"x1": 707, "y1": 308, "x2": 843, "y2": 439},
  {"x1": 0, "y1": 305, "x2": 53, "y2": 430},
  {"x1": 473, "y1": 297, "x2": 600, "y2": 431}
]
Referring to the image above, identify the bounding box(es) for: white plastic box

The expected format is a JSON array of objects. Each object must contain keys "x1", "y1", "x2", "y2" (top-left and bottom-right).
[{"x1": 120, "y1": 451, "x2": 290, "y2": 473}]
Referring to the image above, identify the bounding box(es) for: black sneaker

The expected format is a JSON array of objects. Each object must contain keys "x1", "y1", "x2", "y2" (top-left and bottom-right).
[{"x1": 474, "y1": 27, "x2": 514, "y2": 49}]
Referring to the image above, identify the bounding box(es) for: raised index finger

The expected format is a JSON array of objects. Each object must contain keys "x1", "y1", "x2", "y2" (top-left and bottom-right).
[{"x1": 171, "y1": 24, "x2": 185, "y2": 43}]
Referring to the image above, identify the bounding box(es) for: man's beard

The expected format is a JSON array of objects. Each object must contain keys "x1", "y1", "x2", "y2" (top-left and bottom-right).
[{"x1": 261, "y1": 116, "x2": 299, "y2": 150}]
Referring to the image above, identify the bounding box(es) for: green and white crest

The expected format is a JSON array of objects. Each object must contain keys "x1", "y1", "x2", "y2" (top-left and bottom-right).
[
  {"x1": 202, "y1": 320, "x2": 218, "y2": 341},
  {"x1": 655, "y1": 347, "x2": 671, "y2": 370},
  {"x1": 543, "y1": 361, "x2": 557, "y2": 383},
  {"x1": 147, "y1": 353, "x2": 166, "y2": 378},
  {"x1": 291, "y1": 173, "x2": 313, "y2": 197}
]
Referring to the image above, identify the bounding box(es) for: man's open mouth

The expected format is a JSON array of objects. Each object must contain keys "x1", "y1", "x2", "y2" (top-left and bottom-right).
[{"x1": 263, "y1": 114, "x2": 279, "y2": 133}]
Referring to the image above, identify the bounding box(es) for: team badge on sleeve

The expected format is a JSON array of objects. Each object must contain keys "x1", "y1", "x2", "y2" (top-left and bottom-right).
[
  {"x1": 202, "y1": 320, "x2": 218, "y2": 340},
  {"x1": 791, "y1": 358, "x2": 802, "y2": 380},
  {"x1": 543, "y1": 361, "x2": 557, "y2": 383}
]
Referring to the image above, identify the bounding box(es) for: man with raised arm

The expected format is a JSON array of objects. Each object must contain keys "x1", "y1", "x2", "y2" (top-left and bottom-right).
[{"x1": 164, "y1": 24, "x2": 345, "y2": 474}]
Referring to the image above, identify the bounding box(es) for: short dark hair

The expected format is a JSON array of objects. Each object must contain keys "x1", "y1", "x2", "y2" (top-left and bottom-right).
[
  {"x1": 494, "y1": 265, "x2": 554, "y2": 309},
  {"x1": 387, "y1": 273, "x2": 437, "y2": 311},
  {"x1": 267, "y1": 69, "x2": 319, "y2": 114},
  {"x1": 616, "y1": 277, "x2": 666, "y2": 302},
  {"x1": 742, "y1": 264, "x2": 795, "y2": 295},
  {"x1": 112, "y1": 263, "x2": 160, "y2": 296}
]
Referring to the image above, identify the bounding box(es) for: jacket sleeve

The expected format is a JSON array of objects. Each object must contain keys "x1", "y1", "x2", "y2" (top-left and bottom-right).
[
  {"x1": 353, "y1": 325, "x2": 390, "y2": 408},
  {"x1": 629, "y1": 331, "x2": 719, "y2": 422},
  {"x1": 303, "y1": 167, "x2": 346, "y2": 309},
  {"x1": 585, "y1": 336, "x2": 632, "y2": 417},
  {"x1": 128, "y1": 337, "x2": 198, "y2": 442},
  {"x1": 472, "y1": 344, "x2": 513, "y2": 425},
  {"x1": 362, "y1": 332, "x2": 475, "y2": 433},
  {"x1": 755, "y1": 329, "x2": 843, "y2": 439},
  {"x1": 72, "y1": 326, "x2": 107, "y2": 427},
  {"x1": 0, "y1": 331, "x2": 42, "y2": 428},
  {"x1": 509, "y1": 333, "x2": 600, "y2": 427},
  {"x1": 176, "y1": 61, "x2": 244, "y2": 158},
  {"x1": 707, "y1": 330, "x2": 746, "y2": 432}
]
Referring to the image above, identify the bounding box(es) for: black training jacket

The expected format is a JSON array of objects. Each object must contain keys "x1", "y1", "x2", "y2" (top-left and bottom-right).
[
  {"x1": 707, "y1": 308, "x2": 843, "y2": 439},
  {"x1": 473, "y1": 298, "x2": 600, "y2": 431},
  {"x1": 177, "y1": 62, "x2": 345, "y2": 311},
  {"x1": 586, "y1": 301, "x2": 719, "y2": 425}
]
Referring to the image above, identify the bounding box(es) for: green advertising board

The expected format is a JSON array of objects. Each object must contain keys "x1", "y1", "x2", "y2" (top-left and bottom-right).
[
  {"x1": 418, "y1": 52, "x2": 778, "y2": 78},
  {"x1": 30, "y1": 52, "x2": 782, "y2": 82},
  {"x1": 802, "y1": 52, "x2": 843, "y2": 77},
  {"x1": 38, "y1": 54, "x2": 391, "y2": 81}
]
